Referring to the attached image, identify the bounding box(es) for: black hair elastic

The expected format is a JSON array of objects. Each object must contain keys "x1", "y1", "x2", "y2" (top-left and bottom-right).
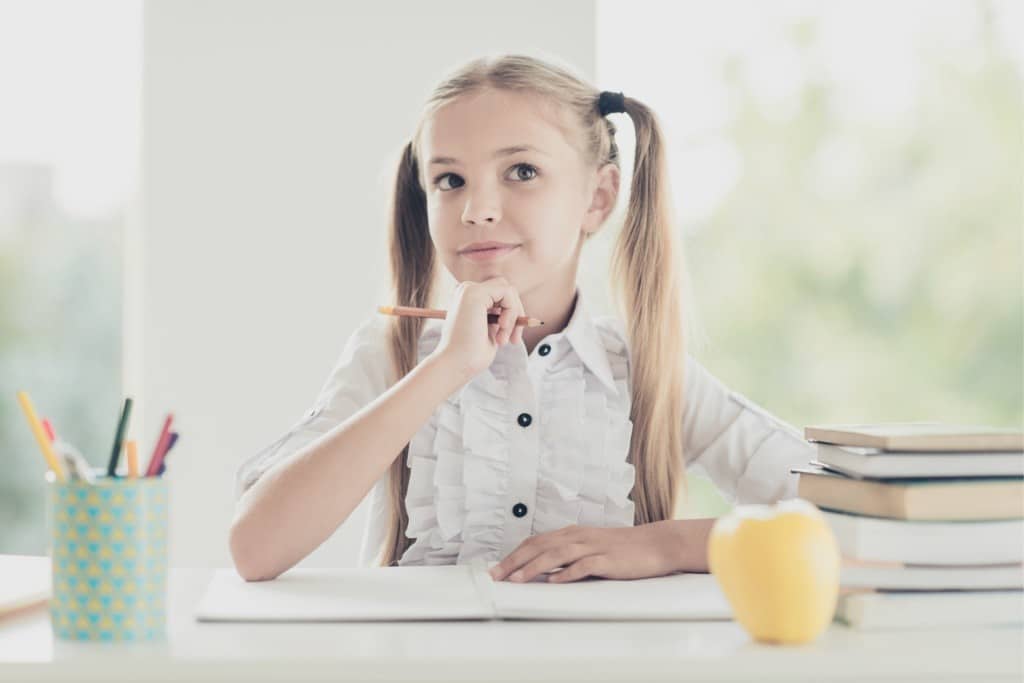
[{"x1": 597, "y1": 91, "x2": 626, "y2": 116}]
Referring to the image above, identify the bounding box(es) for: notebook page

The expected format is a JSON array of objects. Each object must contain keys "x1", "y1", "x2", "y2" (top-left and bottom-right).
[
  {"x1": 0, "y1": 555, "x2": 50, "y2": 616},
  {"x1": 486, "y1": 570, "x2": 733, "y2": 621},
  {"x1": 195, "y1": 565, "x2": 493, "y2": 622}
]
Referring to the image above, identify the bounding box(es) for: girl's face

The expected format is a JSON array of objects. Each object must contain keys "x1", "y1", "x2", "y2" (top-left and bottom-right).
[{"x1": 419, "y1": 88, "x2": 618, "y2": 296}]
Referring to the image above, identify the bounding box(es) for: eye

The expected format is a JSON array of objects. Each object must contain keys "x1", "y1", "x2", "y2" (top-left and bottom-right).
[
  {"x1": 433, "y1": 173, "x2": 465, "y2": 191},
  {"x1": 507, "y1": 163, "x2": 538, "y2": 182}
]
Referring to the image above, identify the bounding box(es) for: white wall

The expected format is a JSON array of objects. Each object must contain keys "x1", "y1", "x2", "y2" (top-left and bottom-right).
[{"x1": 138, "y1": 0, "x2": 597, "y2": 568}]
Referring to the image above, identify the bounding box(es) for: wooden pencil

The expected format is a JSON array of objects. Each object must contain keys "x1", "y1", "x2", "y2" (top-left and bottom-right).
[
  {"x1": 126, "y1": 440, "x2": 139, "y2": 478},
  {"x1": 378, "y1": 305, "x2": 543, "y2": 327}
]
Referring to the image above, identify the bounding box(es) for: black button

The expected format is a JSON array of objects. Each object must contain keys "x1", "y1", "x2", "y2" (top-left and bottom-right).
[
  {"x1": 517, "y1": 413, "x2": 532, "y2": 428},
  {"x1": 538, "y1": 343, "x2": 551, "y2": 356},
  {"x1": 512, "y1": 503, "x2": 528, "y2": 518}
]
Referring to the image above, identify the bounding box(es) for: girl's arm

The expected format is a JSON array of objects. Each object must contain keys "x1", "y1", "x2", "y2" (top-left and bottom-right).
[
  {"x1": 682, "y1": 354, "x2": 816, "y2": 503},
  {"x1": 230, "y1": 277, "x2": 528, "y2": 581},
  {"x1": 229, "y1": 351, "x2": 467, "y2": 581}
]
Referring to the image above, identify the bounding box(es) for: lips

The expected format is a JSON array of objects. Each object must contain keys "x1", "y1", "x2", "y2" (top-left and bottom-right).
[
  {"x1": 458, "y1": 242, "x2": 521, "y2": 262},
  {"x1": 459, "y1": 241, "x2": 520, "y2": 253}
]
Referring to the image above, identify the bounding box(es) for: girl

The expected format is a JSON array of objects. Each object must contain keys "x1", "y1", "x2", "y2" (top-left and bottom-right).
[{"x1": 229, "y1": 54, "x2": 814, "y2": 584}]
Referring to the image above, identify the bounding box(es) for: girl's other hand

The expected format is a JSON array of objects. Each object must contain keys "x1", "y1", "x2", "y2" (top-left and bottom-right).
[
  {"x1": 430, "y1": 277, "x2": 527, "y2": 383},
  {"x1": 488, "y1": 521, "x2": 706, "y2": 584}
]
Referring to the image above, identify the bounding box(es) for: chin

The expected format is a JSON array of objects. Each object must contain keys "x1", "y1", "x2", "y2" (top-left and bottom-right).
[{"x1": 458, "y1": 264, "x2": 511, "y2": 283}]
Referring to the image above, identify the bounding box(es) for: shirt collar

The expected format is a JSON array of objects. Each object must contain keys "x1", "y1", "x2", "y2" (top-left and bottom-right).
[{"x1": 560, "y1": 289, "x2": 620, "y2": 396}]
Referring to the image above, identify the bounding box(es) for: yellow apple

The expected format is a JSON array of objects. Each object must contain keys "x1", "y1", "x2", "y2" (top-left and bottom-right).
[{"x1": 708, "y1": 498, "x2": 840, "y2": 645}]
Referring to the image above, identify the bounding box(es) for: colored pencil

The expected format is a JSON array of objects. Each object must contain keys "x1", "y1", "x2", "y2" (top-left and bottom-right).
[
  {"x1": 16, "y1": 391, "x2": 65, "y2": 481},
  {"x1": 106, "y1": 397, "x2": 133, "y2": 477},
  {"x1": 126, "y1": 440, "x2": 139, "y2": 478},
  {"x1": 377, "y1": 305, "x2": 543, "y2": 327},
  {"x1": 41, "y1": 419, "x2": 56, "y2": 443}
]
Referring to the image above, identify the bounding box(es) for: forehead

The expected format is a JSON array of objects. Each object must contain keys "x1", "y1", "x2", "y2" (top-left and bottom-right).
[{"x1": 421, "y1": 88, "x2": 581, "y2": 162}]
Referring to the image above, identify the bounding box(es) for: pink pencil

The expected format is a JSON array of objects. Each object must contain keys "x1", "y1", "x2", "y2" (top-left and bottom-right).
[
  {"x1": 42, "y1": 418, "x2": 56, "y2": 443},
  {"x1": 145, "y1": 413, "x2": 174, "y2": 477}
]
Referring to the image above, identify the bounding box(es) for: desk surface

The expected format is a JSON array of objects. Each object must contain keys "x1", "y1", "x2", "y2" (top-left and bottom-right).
[{"x1": 1, "y1": 564, "x2": 1022, "y2": 682}]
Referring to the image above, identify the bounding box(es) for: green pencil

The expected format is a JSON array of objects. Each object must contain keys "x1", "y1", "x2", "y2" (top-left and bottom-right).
[{"x1": 106, "y1": 397, "x2": 133, "y2": 477}]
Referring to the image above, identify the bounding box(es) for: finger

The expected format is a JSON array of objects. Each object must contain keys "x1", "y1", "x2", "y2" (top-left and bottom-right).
[
  {"x1": 479, "y1": 278, "x2": 521, "y2": 317},
  {"x1": 510, "y1": 542, "x2": 593, "y2": 583},
  {"x1": 482, "y1": 281, "x2": 521, "y2": 346},
  {"x1": 490, "y1": 527, "x2": 579, "y2": 581},
  {"x1": 511, "y1": 320, "x2": 525, "y2": 345},
  {"x1": 488, "y1": 323, "x2": 499, "y2": 345},
  {"x1": 478, "y1": 277, "x2": 513, "y2": 310},
  {"x1": 497, "y1": 307, "x2": 517, "y2": 345},
  {"x1": 490, "y1": 540, "x2": 543, "y2": 581},
  {"x1": 507, "y1": 289, "x2": 527, "y2": 345},
  {"x1": 490, "y1": 534, "x2": 555, "y2": 581},
  {"x1": 547, "y1": 554, "x2": 608, "y2": 583},
  {"x1": 491, "y1": 287, "x2": 524, "y2": 346}
]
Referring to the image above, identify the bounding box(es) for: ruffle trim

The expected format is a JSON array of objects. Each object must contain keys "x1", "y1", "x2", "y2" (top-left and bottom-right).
[
  {"x1": 533, "y1": 331, "x2": 635, "y2": 533},
  {"x1": 399, "y1": 318, "x2": 636, "y2": 566}
]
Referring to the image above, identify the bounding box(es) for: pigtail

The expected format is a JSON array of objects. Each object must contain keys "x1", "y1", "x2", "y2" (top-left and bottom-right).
[
  {"x1": 611, "y1": 98, "x2": 688, "y2": 524},
  {"x1": 381, "y1": 141, "x2": 436, "y2": 565}
]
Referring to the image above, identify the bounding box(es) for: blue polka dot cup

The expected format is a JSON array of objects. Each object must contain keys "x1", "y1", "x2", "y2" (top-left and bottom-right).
[{"x1": 45, "y1": 471, "x2": 168, "y2": 641}]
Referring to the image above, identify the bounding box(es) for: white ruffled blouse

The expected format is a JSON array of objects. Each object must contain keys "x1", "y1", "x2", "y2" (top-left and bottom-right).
[{"x1": 236, "y1": 291, "x2": 815, "y2": 567}]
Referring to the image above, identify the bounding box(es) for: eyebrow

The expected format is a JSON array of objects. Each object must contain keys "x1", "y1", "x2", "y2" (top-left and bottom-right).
[{"x1": 428, "y1": 145, "x2": 547, "y2": 166}]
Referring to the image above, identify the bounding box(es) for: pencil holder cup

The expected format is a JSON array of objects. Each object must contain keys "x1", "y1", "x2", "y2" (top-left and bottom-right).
[{"x1": 45, "y1": 470, "x2": 168, "y2": 641}]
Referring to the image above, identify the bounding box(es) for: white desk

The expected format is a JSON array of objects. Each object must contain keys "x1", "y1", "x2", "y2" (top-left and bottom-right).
[{"x1": 1, "y1": 565, "x2": 1022, "y2": 682}]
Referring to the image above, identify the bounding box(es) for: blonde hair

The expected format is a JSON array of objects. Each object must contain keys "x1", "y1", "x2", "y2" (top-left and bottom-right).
[{"x1": 381, "y1": 54, "x2": 687, "y2": 566}]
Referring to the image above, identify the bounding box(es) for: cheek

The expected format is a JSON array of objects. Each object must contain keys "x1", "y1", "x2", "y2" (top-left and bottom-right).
[
  {"x1": 513, "y1": 191, "x2": 585, "y2": 252},
  {"x1": 426, "y1": 203, "x2": 469, "y2": 278},
  {"x1": 426, "y1": 201, "x2": 455, "y2": 249}
]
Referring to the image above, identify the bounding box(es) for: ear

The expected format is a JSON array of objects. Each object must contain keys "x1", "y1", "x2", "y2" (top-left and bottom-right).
[{"x1": 582, "y1": 163, "x2": 620, "y2": 235}]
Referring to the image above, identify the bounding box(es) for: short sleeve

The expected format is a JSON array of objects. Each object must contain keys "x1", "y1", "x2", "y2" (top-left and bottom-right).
[
  {"x1": 681, "y1": 355, "x2": 815, "y2": 504},
  {"x1": 234, "y1": 316, "x2": 394, "y2": 499}
]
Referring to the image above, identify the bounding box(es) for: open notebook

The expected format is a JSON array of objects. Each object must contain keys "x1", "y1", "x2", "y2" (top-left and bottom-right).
[
  {"x1": 195, "y1": 564, "x2": 733, "y2": 622},
  {"x1": 0, "y1": 555, "x2": 50, "y2": 619}
]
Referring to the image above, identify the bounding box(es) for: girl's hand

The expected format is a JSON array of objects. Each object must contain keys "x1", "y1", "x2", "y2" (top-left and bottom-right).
[
  {"x1": 488, "y1": 520, "x2": 706, "y2": 584},
  {"x1": 430, "y1": 277, "x2": 527, "y2": 382}
]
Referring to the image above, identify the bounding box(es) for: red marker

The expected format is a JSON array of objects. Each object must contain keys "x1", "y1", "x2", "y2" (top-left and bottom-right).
[
  {"x1": 157, "y1": 432, "x2": 178, "y2": 476},
  {"x1": 145, "y1": 413, "x2": 174, "y2": 477}
]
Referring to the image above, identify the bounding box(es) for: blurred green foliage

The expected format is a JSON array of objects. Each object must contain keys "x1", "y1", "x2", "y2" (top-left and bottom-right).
[
  {"x1": 689, "y1": 9, "x2": 1022, "y2": 432},
  {"x1": 678, "y1": 6, "x2": 1022, "y2": 518},
  {"x1": 0, "y1": 188, "x2": 122, "y2": 553}
]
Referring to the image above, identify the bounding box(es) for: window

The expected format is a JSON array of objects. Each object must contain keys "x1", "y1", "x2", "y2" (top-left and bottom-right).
[
  {"x1": 596, "y1": 0, "x2": 1023, "y2": 515},
  {"x1": 0, "y1": 1, "x2": 140, "y2": 553}
]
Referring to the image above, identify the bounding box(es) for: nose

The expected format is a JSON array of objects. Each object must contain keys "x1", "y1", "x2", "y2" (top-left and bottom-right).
[{"x1": 461, "y1": 186, "x2": 502, "y2": 226}]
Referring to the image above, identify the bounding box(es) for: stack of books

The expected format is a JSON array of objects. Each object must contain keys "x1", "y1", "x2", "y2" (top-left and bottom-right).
[{"x1": 793, "y1": 423, "x2": 1024, "y2": 630}]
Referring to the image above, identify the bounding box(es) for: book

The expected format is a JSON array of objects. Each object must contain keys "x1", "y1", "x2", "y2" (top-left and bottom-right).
[
  {"x1": 835, "y1": 589, "x2": 1023, "y2": 630},
  {"x1": 840, "y1": 557, "x2": 1024, "y2": 590},
  {"x1": 804, "y1": 423, "x2": 1024, "y2": 452},
  {"x1": 792, "y1": 464, "x2": 1024, "y2": 520},
  {"x1": 820, "y1": 510, "x2": 1024, "y2": 565},
  {"x1": 812, "y1": 443, "x2": 1024, "y2": 479},
  {"x1": 195, "y1": 565, "x2": 733, "y2": 622}
]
